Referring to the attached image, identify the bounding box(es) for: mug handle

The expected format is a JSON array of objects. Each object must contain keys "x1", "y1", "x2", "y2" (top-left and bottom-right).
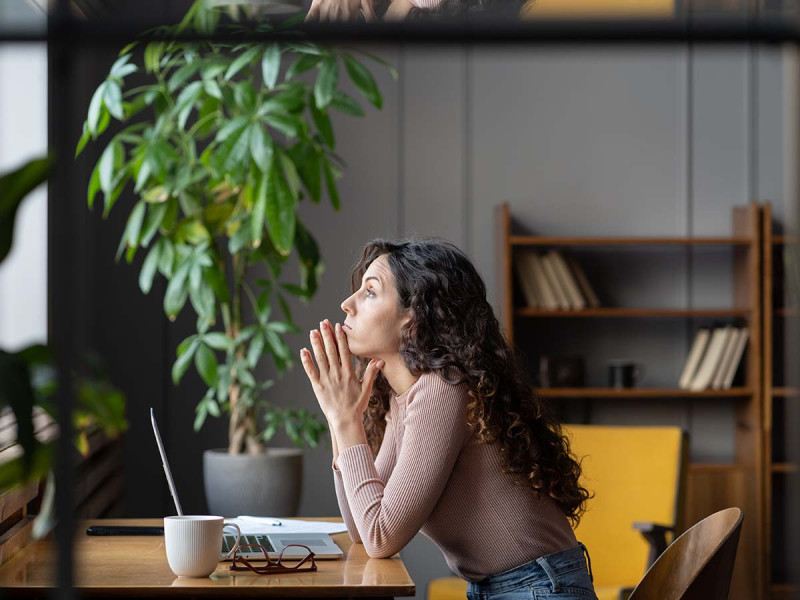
[{"x1": 222, "y1": 522, "x2": 242, "y2": 560}]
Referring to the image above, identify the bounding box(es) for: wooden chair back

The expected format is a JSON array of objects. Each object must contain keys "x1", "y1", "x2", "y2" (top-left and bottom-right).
[{"x1": 628, "y1": 507, "x2": 743, "y2": 600}]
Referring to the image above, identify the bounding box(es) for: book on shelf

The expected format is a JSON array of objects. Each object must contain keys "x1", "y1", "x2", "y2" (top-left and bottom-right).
[
  {"x1": 529, "y1": 252, "x2": 560, "y2": 310},
  {"x1": 681, "y1": 325, "x2": 748, "y2": 391},
  {"x1": 547, "y1": 250, "x2": 587, "y2": 310},
  {"x1": 514, "y1": 250, "x2": 599, "y2": 311},
  {"x1": 712, "y1": 328, "x2": 741, "y2": 390},
  {"x1": 540, "y1": 254, "x2": 571, "y2": 310},
  {"x1": 720, "y1": 327, "x2": 748, "y2": 390},
  {"x1": 564, "y1": 253, "x2": 601, "y2": 308},
  {"x1": 688, "y1": 325, "x2": 734, "y2": 391},
  {"x1": 678, "y1": 327, "x2": 711, "y2": 389},
  {"x1": 514, "y1": 251, "x2": 541, "y2": 308}
]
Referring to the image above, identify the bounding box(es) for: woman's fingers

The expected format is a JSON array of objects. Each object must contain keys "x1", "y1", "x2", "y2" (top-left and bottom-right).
[
  {"x1": 309, "y1": 328, "x2": 330, "y2": 376},
  {"x1": 305, "y1": 0, "x2": 321, "y2": 21},
  {"x1": 334, "y1": 322, "x2": 354, "y2": 376},
  {"x1": 361, "y1": 359, "x2": 384, "y2": 393},
  {"x1": 319, "y1": 320, "x2": 341, "y2": 374},
  {"x1": 300, "y1": 348, "x2": 320, "y2": 385},
  {"x1": 361, "y1": 0, "x2": 376, "y2": 21}
]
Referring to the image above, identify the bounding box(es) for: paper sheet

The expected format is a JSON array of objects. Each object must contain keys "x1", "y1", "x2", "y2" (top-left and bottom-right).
[{"x1": 227, "y1": 516, "x2": 348, "y2": 535}]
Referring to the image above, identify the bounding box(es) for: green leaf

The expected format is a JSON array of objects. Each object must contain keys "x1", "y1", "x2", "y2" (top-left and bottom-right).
[
  {"x1": 310, "y1": 94, "x2": 335, "y2": 148},
  {"x1": 87, "y1": 82, "x2": 107, "y2": 135},
  {"x1": 164, "y1": 260, "x2": 191, "y2": 320},
  {"x1": 110, "y1": 54, "x2": 137, "y2": 79},
  {"x1": 314, "y1": 56, "x2": 338, "y2": 110},
  {"x1": 286, "y1": 42, "x2": 325, "y2": 55},
  {"x1": 194, "y1": 401, "x2": 208, "y2": 432},
  {"x1": 265, "y1": 321, "x2": 301, "y2": 334},
  {"x1": 224, "y1": 47, "x2": 260, "y2": 81},
  {"x1": 172, "y1": 336, "x2": 200, "y2": 385},
  {"x1": 264, "y1": 164, "x2": 295, "y2": 256},
  {"x1": 0, "y1": 157, "x2": 50, "y2": 266},
  {"x1": 277, "y1": 292, "x2": 292, "y2": 322},
  {"x1": 87, "y1": 162, "x2": 101, "y2": 210},
  {"x1": 343, "y1": 54, "x2": 382, "y2": 109},
  {"x1": 235, "y1": 325, "x2": 258, "y2": 345},
  {"x1": 330, "y1": 90, "x2": 364, "y2": 117},
  {"x1": 252, "y1": 170, "x2": 268, "y2": 248},
  {"x1": 104, "y1": 81, "x2": 124, "y2": 120},
  {"x1": 194, "y1": 344, "x2": 218, "y2": 388},
  {"x1": 262, "y1": 44, "x2": 281, "y2": 89},
  {"x1": 204, "y1": 332, "x2": 231, "y2": 351},
  {"x1": 175, "y1": 80, "x2": 203, "y2": 130},
  {"x1": 139, "y1": 240, "x2": 161, "y2": 294},
  {"x1": 262, "y1": 114, "x2": 299, "y2": 138},
  {"x1": 140, "y1": 201, "x2": 168, "y2": 247},
  {"x1": 115, "y1": 201, "x2": 146, "y2": 262},
  {"x1": 157, "y1": 237, "x2": 175, "y2": 277},
  {"x1": 144, "y1": 41, "x2": 166, "y2": 74},
  {"x1": 203, "y1": 265, "x2": 229, "y2": 304},
  {"x1": 249, "y1": 123, "x2": 273, "y2": 173},
  {"x1": 278, "y1": 151, "x2": 300, "y2": 201},
  {"x1": 322, "y1": 155, "x2": 340, "y2": 211},
  {"x1": 291, "y1": 145, "x2": 320, "y2": 204},
  {"x1": 265, "y1": 328, "x2": 291, "y2": 360},
  {"x1": 286, "y1": 54, "x2": 322, "y2": 80},
  {"x1": 168, "y1": 61, "x2": 200, "y2": 93},
  {"x1": 215, "y1": 118, "x2": 251, "y2": 172},
  {"x1": 75, "y1": 122, "x2": 91, "y2": 158},
  {"x1": 247, "y1": 332, "x2": 265, "y2": 368},
  {"x1": 98, "y1": 141, "x2": 118, "y2": 202}
]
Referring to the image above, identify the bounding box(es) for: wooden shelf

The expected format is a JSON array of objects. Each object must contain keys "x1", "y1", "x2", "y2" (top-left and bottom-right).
[
  {"x1": 510, "y1": 235, "x2": 753, "y2": 246},
  {"x1": 773, "y1": 235, "x2": 798, "y2": 245},
  {"x1": 771, "y1": 463, "x2": 798, "y2": 473},
  {"x1": 773, "y1": 387, "x2": 800, "y2": 398},
  {"x1": 539, "y1": 387, "x2": 753, "y2": 398},
  {"x1": 516, "y1": 307, "x2": 750, "y2": 318},
  {"x1": 498, "y1": 202, "x2": 765, "y2": 600},
  {"x1": 776, "y1": 307, "x2": 799, "y2": 317}
]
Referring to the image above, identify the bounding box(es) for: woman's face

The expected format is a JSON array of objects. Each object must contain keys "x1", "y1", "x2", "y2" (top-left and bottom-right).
[{"x1": 340, "y1": 254, "x2": 411, "y2": 359}]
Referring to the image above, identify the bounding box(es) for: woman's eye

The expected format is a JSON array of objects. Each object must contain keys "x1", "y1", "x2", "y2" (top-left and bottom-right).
[{"x1": 365, "y1": 288, "x2": 375, "y2": 298}]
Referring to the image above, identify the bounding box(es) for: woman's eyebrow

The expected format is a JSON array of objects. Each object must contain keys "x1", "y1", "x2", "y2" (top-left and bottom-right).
[{"x1": 363, "y1": 275, "x2": 381, "y2": 285}]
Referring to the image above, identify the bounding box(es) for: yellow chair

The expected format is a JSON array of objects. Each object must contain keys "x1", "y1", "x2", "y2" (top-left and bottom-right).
[{"x1": 427, "y1": 425, "x2": 688, "y2": 600}]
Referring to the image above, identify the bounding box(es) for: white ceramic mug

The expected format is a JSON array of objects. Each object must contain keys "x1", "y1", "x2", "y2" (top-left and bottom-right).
[{"x1": 163, "y1": 515, "x2": 241, "y2": 577}]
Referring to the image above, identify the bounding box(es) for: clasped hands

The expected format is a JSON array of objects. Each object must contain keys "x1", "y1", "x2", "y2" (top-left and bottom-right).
[
  {"x1": 300, "y1": 318, "x2": 384, "y2": 430},
  {"x1": 305, "y1": 0, "x2": 378, "y2": 22}
]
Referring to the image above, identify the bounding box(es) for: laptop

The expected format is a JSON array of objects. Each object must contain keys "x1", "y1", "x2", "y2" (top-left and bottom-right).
[{"x1": 150, "y1": 408, "x2": 343, "y2": 561}]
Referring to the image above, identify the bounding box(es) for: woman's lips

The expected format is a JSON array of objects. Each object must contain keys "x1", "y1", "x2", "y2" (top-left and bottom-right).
[{"x1": 344, "y1": 323, "x2": 353, "y2": 331}]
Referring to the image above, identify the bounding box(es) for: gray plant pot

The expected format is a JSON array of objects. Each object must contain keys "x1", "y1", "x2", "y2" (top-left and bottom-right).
[{"x1": 203, "y1": 448, "x2": 303, "y2": 518}]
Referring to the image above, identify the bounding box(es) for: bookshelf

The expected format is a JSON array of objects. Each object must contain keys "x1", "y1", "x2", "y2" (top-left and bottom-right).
[
  {"x1": 495, "y1": 201, "x2": 764, "y2": 600},
  {"x1": 761, "y1": 202, "x2": 799, "y2": 600}
]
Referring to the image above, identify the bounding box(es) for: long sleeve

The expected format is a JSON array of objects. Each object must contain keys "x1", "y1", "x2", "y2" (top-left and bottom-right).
[
  {"x1": 333, "y1": 407, "x2": 398, "y2": 543},
  {"x1": 336, "y1": 379, "x2": 469, "y2": 558}
]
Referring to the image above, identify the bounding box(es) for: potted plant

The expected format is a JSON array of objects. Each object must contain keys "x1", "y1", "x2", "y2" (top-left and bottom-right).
[{"x1": 75, "y1": 0, "x2": 394, "y2": 516}]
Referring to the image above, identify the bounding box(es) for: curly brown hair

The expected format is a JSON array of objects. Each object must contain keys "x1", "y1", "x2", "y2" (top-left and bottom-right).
[{"x1": 349, "y1": 237, "x2": 591, "y2": 527}]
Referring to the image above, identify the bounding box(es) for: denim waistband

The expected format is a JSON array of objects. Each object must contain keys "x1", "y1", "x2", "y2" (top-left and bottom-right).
[{"x1": 470, "y1": 542, "x2": 593, "y2": 593}]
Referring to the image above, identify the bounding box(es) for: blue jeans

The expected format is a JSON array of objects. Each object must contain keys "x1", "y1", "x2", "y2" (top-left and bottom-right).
[{"x1": 466, "y1": 542, "x2": 598, "y2": 600}]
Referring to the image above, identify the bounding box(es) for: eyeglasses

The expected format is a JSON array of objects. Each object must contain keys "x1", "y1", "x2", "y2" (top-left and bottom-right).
[{"x1": 229, "y1": 543, "x2": 318, "y2": 575}]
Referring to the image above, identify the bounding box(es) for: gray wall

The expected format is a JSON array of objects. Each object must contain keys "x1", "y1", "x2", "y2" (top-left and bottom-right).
[{"x1": 89, "y1": 43, "x2": 787, "y2": 598}]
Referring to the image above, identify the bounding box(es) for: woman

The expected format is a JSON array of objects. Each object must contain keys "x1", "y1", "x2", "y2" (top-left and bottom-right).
[{"x1": 300, "y1": 238, "x2": 597, "y2": 600}]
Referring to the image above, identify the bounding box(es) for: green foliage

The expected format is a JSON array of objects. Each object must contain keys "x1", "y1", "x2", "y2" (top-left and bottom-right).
[{"x1": 76, "y1": 0, "x2": 393, "y2": 451}]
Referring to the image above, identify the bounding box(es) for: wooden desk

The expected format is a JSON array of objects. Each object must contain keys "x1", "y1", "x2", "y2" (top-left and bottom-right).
[{"x1": 0, "y1": 518, "x2": 416, "y2": 598}]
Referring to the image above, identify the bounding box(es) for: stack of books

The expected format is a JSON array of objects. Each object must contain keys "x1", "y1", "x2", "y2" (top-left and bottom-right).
[
  {"x1": 678, "y1": 325, "x2": 749, "y2": 391},
  {"x1": 514, "y1": 249, "x2": 600, "y2": 310}
]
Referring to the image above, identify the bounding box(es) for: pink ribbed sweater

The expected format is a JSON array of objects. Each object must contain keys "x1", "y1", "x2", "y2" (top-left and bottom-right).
[{"x1": 332, "y1": 371, "x2": 578, "y2": 582}]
